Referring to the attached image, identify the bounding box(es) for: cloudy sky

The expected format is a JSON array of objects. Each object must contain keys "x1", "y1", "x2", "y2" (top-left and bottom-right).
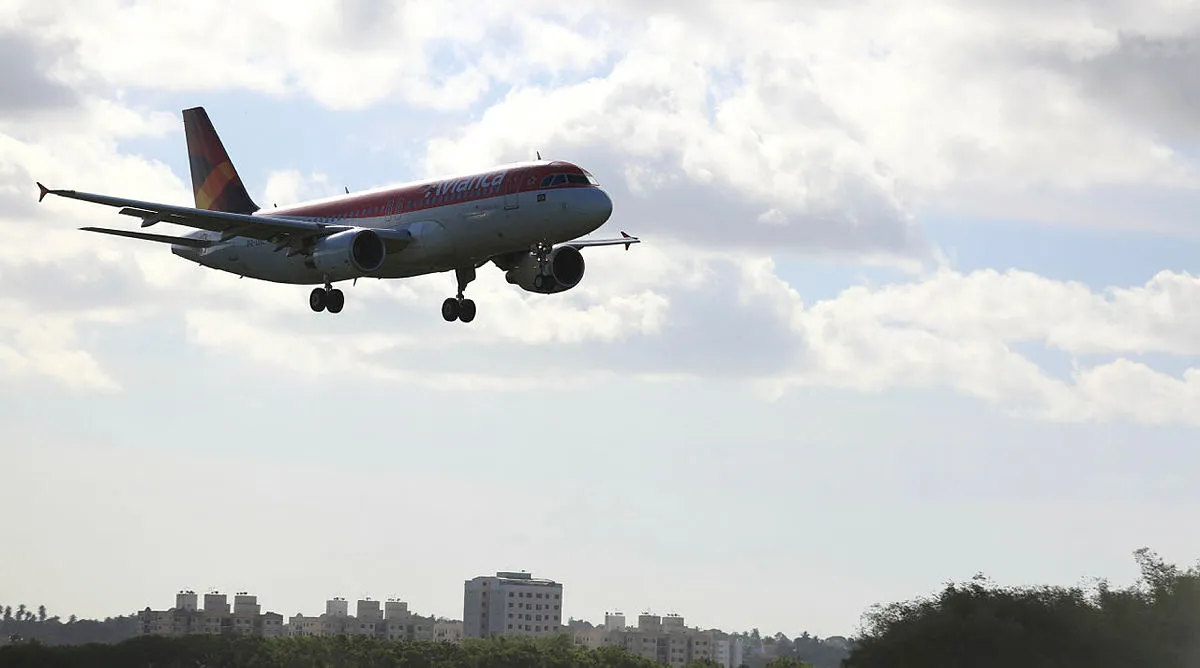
[{"x1": 4, "y1": 0, "x2": 1200, "y2": 639}]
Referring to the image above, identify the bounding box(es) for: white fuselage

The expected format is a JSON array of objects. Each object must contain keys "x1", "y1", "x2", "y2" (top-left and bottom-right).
[{"x1": 170, "y1": 185, "x2": 614, "y2": 285}]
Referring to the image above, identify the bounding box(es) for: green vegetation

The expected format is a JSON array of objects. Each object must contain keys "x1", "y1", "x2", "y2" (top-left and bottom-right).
[
  {"x1": 0, "y1": 633, "x2": 685, "y2": 667},
  {"x1": 844, "y1": 548, "x2": 1200, "y2": 668},
  {"x1": 731, "y1": 631, "x2": 848, "y2": 668},
  {"x1": 0, "y1": 606, "x2": 138, "y2": 646}
]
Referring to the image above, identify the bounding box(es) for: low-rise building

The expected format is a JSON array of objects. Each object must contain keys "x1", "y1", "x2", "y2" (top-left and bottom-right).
[
  {"x1": 138, "y1": 590, "x2": 283, "y2": 638},
  {"x1": 570, "y1": 611, "x2": 728, "y2": 667},
  {"x1": 285, "y1": 597, "x2": 451, "y2": 642}
]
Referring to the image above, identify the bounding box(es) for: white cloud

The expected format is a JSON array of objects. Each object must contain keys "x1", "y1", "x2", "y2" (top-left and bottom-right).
[
  {"x1": 8, "y1": 0, "x2": 1198, "y2": 243},
  {"x1": 2, "y1": 0, "x2": 1200, "y2": 430},
  {"x1": 262, "y1": 170, "x2": 334, "y2": 209},
  {"x1": 132, "y1": 248, "x2": 1200, "y2": 427}
]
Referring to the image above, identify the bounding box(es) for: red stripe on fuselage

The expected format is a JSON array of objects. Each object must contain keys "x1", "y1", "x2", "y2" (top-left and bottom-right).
[{"x1": 264, "y1": 160, "x2": 598, "y2": 221}]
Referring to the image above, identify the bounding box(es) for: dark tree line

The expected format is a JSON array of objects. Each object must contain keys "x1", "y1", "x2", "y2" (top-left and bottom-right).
[
  {"x1": 844, "y1": 548, "x2": 1200, "y2": 668},
  {"x1": 0, "y1": 633, "x2": 727, "y2": 667},
  {"x1": 0, "y1": 604, "x2": 139, "y2": 646},
  {"x1": 725, "y1": 630, "x2": 849, "y2": 668}
]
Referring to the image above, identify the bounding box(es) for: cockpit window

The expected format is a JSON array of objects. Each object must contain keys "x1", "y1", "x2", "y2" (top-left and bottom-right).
[{"x1": 539, "y1": 172, "x2": 596, "y2": 188}]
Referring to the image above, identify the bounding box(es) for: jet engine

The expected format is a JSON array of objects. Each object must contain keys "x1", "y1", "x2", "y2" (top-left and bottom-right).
[
  {"x1": 502, "y1": 245, "x2": 586, "y2": 294},
  {"x1": 308, "y1": 229, "x2": 387, "y2": 279}
]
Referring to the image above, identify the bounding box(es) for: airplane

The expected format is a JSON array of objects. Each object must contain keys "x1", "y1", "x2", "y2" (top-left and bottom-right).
[{"x1": 35, "y1": 106, "x2": 640, "y2": 322}]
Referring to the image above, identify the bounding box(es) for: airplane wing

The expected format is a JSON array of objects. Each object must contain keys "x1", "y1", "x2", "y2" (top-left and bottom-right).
[
  {"x1": 38, "y1": 183, "x2": 343, "y2": 242},
  {"x1": 565, "y1": 231, "x2": 642, "y2": 251},
  {"x1": 38, "y1": 182, "x2": 415, "y2": 253}
]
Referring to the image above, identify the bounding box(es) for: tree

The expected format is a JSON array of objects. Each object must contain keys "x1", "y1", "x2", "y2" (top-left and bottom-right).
[
  {"x1": 2, "y1": 607, "x2": 10, "y2": 622},
  {"x1": 766, "y1": 659, "x2": 812, "y2": 668},
  {"x1": 844, "y1": 548, "x2": 1200, "y2": 668},
  {"x1": 790, "y1": 632, "x2": 851, "y2": 668},
  {"x1": 772, "y1": 632, "x2": 795, "y2": 658},
  {"x1": 37, "y1": 606, "x2": 46, "y2": 623}
]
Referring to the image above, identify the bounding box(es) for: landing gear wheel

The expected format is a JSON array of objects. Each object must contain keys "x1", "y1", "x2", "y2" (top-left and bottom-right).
[
  {"x1": 445, "y1": 266, "x2": 478, "y2": 324},
  {"x1": 458, "y1": 299, "x2": 477, "y2": 323},
  {"x1": 442, "y1": 297, "x2": 460, "y2": 322},
  {"x1": 326, "y1": 289, "x2": 345, "y2": 314},
  {"x1": 309, "y1": 288, "x2": 327, "y2": 312}
]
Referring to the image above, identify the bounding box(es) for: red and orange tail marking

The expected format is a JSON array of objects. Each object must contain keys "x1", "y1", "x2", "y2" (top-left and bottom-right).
[{"x1": 182, "y1": 107, "x2": 259, "y2": 215}]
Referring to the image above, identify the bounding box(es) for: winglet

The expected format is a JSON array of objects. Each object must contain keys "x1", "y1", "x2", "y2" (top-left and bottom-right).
[
  {"x1": 621, "y1": 230, "x2": 638, "y2": 251},
  {"x1": 37, "y1": 182, "x2": 49, "y2": 203}
]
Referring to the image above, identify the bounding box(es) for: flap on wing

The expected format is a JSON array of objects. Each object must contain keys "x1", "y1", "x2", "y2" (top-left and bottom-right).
[{"x1": 80, "y1": 226, "x2": 212, "y2": 248}]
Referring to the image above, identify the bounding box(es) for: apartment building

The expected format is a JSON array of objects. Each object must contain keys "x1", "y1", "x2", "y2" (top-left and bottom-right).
[
  {"x1": 462, "y1": 571, "x2": 564, "y2": 638},
  {"x1": 286, "y1": 597, "x2": 445, "y2": 641},
  {"x1": 137, "y1": 590, "x2": 284, "y2": 638},
  {"x1": 433, "y1": 618, "x2": 464, "y2": 643},
  {"x1": 570, "y1": 612, "x2": 739, "y2": 668}
]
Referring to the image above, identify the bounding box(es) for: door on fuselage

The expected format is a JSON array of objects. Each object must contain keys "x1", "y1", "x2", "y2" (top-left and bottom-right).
[{"x1": 503, "y1": 169, "x2": 523, "y2": 211}]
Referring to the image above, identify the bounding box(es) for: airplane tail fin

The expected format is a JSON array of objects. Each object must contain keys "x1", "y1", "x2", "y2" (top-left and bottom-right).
[{"x1": 182, "y1": 107, "x2": 259, "y2": 215}]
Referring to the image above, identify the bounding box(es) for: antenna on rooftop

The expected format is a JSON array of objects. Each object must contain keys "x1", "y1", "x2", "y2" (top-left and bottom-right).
[
  {"x1": 536, "y1": 151, "x2": 541, "y2": 160},
  {"x1": 345, "y1": 186, "x2": 349, "y2": 193}
]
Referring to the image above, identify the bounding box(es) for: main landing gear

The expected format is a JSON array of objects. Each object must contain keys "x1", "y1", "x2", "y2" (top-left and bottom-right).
[
  {"x1": 309, "y1": 279, "x2": 344, "y2": 314},
  {"x1": 442, "y1": 266, "x2": 477, "y2": 323},
  {"x1": 530, "y1": 241, "x2": 551, "y2": 290}
]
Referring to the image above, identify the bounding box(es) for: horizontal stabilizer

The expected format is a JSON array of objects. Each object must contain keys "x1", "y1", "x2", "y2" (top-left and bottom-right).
[
  {"x1": 565, "y1": 232, "x2": 642, "y2": 251},
  {"x1": 79, "y1": 226, "x2": 212, "y2": 248}
]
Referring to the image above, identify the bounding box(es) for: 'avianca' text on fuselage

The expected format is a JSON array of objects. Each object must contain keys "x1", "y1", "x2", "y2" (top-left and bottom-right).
[
  {"x1": 423, "y1": 171, "x2": 508, "y2": 198},
  {"x1": 35, "y1": 106, "x2": 641, "y2": 323}
]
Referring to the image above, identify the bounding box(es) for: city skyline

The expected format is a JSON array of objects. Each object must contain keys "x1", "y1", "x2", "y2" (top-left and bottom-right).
[
  {"x1": 116, "y1": 577, "x2": 788, "y2": 667},
  {"x1": 5, "y1": 0, "x2": 1200, "y2": 640},
  {"x1": 38, "y1": 574, "x2": 765, "y2": 638}
]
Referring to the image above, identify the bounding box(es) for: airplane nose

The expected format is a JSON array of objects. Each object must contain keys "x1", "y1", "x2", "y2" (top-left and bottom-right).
[{"x1": 593, "y1": 187, "x2": 613, "y2": 224}]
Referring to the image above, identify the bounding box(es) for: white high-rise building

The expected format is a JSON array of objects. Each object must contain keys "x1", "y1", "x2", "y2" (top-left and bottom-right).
[{"x1": 463, "y1": 571, "x2": 564, "y2": 638}]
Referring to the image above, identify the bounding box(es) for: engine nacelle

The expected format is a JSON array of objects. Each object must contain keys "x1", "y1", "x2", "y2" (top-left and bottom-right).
[
  {"x1": 504, "y1": 245, "x2": 586, "y2": 294},
  {"x1": 308, "y1": 229, "x2": 386, "y2": 280}
]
